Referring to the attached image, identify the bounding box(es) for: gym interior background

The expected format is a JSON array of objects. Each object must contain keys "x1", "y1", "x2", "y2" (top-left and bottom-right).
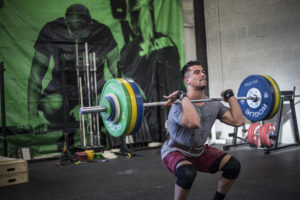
[{"x1": 0, "y1": 0, "x2": 300, "y2": 199}]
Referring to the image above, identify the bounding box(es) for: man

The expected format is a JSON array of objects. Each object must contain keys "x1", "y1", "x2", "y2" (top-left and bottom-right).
[
  {"x1": 28, "y1": 4, "x2": 118, "y2": 134},
  {"x1": 162, "y1": 61, "x2": 245, "y2": 200}
]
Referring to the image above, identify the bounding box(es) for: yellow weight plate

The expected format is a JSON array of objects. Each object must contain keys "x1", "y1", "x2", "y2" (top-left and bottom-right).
[
  {"x1": 118, "y1": 78, "x2": 137, "y2": 135},
  {"x1": 261, "y1": 75, "x2": 280, "y2": 119},
  {"x1": 266, "y1": 75, "x2": 281, "y2": 118}
]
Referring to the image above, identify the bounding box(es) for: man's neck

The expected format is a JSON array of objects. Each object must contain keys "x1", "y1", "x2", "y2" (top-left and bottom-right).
[{"x1": 187, "y1": 89, "x2": 205, "y2": 100}]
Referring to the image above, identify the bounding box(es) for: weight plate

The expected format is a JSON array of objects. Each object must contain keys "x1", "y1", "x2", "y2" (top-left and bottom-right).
[
  {"x1": 252, "y1": 123, "x2": 261, "y2": 146},
  {"x1": 260, "y1": 123, "x2": 270, "y2": 147},
  {"x1": 105, "y1": 95, "x2": 116, "y2": 121},
  {"x1": 247, "y1": 123, "x2": 259, "y2": 145},
  {"x1": 248, "y1": 123, "x2": 256, "y2": 145},
  {"x1": 238, "y1": 75, "x2": 274, "y2": 122},
  {"x1": 268, "y1": 76, "x2": 281, "y2": 118},
  {"x1": 247, "y1": 125, "x2": 252, "y2": 145},
  {"x1": 100, "y1": 79, "x2": 131, "y2": 137},
  {"x1": 263, "y1": 75, "x2": 281, "y2": 119},
  {"x1": 247, "y1": 124, "x2": 253, "y2": 145},
  {"x1": 261, "y1": 123, "x2": 275, "y2": 148},
  {"x1": 107, "y1": 94, "x2": 121, "y2": 123},
  {"x1": 260, "y1": 123, "x2": 266, "y2": 147},
  {"x1": 99, "y1": 96, "x2": 112, "y2": 121},
  {"x1": 260, "y1": 75, "x2": 276, "y2": 120},
  {"x1": 261, "y1": 75, "x2": 278, "y2": 120},
  {"x1": 118, "y1": 78, "x2": 138, "y2": 136},
  {"x1": 125, "y1": 78, "x2": 144, "y2": 135}
]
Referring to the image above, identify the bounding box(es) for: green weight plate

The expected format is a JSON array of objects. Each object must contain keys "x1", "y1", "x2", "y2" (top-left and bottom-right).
[{"x1": 100, "y1": 79, "x2": 132, "y2": 137}]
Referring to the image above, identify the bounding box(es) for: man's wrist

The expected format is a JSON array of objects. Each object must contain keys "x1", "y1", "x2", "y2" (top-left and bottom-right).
[
  {"x1": 224, "y1": 89, "x2": 234, "y2": 101},
  {"x1": 177, "y1": 91, "x2": 187, "y2": 101}
]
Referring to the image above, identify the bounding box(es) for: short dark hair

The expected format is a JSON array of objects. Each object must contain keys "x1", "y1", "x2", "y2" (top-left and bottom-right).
[
  {"x1": 181, "y1": 60, "x2": 201, "y2": 79},
  {"x1": 65, "y1": 4, "x2": 92, "y2": 31}
]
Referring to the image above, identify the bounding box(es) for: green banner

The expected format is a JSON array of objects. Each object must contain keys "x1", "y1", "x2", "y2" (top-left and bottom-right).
[{"x1": 0, "y1": 0, "x2": 185, "y2": 157}]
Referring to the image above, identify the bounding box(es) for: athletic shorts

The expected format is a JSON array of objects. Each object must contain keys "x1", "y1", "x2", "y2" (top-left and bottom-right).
[{"x1": 162, "y1": 144, "x2": 226, "y2": 177}]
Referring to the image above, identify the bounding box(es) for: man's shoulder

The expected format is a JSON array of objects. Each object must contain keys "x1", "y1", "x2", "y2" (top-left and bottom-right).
[
  {"x1": 43, "y1": 17, "x2": 65, "y2": 28},
  {"x1": 91, "y1": 20, "x2": 111, "y2": 30}
]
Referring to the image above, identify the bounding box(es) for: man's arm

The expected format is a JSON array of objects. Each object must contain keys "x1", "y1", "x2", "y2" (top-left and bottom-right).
[
  {"x1": 220, "y1": 95, "x2": 245, "y2": 127},
  {"x1": 164, "y1": 91, "x2": 200, "y2": 129},
  {"x1": 28, "y1": 51, "x2": 50, "y2": 128}
]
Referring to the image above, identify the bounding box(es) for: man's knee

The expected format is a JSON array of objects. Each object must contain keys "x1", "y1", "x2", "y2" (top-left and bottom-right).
[
  {"x1": 221, "y1": 156, "x2": 241, "y2": 180},
  {"x1": 175, "y1": 164, "x2": 197, "y2": 189}
]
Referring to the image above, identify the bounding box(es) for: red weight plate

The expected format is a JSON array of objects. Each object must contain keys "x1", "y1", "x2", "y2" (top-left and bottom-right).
[
  {"x1": 247, "y1": 124, "x2": 253, "y2": 145},
  {"x1": 260, "y1": 123, "x2": 267, "y2": 147},
  {"x1": 252, "y1": 123, "x2": 261, "y2": 146},
  {"x1": 248, "y1": 123, "x2": 256, "y2": 145},
  {"x1": 248, "y1": 123, "x2": 259, "y2": 145},
  {"x1": 261, "y1": 123, "x2": 276, "y2": 147}
]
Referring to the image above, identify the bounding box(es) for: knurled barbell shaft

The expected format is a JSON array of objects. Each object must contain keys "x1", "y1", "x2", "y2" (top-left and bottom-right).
[
  {"x1": 80, "y1": 96, "x2": 257, "y2": 115},
  {"x1": 143, "y1": 96, "x2": 256, "y2": 107}
]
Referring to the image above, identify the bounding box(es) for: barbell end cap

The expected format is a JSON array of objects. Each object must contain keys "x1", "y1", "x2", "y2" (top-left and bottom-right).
[{"x1": 251, "y1": 95, "x2": 259, "y2": 102}]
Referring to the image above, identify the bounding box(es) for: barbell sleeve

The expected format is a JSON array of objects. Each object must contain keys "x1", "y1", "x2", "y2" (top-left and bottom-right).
[
  {"x1": 79, "y1": 96, "x2": 257, "y2": 115},
  {"x1": 80, "y1": 106, "x2": 107, "y2": 114}
]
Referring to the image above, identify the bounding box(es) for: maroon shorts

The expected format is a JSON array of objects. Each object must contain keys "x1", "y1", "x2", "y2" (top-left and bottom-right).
[{"x1": 162, "y1": 144, "x2": 226, "y2": 176}]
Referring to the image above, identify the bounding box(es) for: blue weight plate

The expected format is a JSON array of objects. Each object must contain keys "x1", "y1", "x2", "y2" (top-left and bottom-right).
[
  {"x1": 237, "y1": 75, "x2": 274, "y2": 122},
  {"x1": 105, "y1": 96, "x2": 116, "y2": 121},
  {"x1": 125, "y1": 77, "x2": 144, "y2": 135}
]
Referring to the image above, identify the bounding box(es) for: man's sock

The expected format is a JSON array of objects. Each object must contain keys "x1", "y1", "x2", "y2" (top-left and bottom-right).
[{"x1": 213, "y1": 191, "x2": 225, "y2": 200}]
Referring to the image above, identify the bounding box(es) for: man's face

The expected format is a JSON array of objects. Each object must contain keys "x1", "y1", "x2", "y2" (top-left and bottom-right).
[
  {"x1": 65, "y1": 5, "x2": 91, "y2": 39},
  {"x1": 66, "y1": 14, "x2": 90, "y2": 36},
  {"x1": 184, "y1": 65, "x2": 207, "y2": 90}
]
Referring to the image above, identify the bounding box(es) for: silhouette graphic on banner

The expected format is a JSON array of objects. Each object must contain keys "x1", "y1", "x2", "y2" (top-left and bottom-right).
[
  {"x1": 28, "y1": 4, "x2": 118, "y2": 138},
  {"x1": 112, "y1": 0, "x2": 185, "y2": 141}
]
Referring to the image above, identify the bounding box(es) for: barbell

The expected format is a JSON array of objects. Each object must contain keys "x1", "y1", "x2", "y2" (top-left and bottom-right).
[{"x1": 80, "y1": 75, "x2": 281, "y2": 137}]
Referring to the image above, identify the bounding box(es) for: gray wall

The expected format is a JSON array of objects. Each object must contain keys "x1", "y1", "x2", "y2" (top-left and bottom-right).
[
  {"x1": 204, "y1": 0, "x2": 300, "y2": 143},
  {"x1": 182, "y1": 0, "x2": 197, "y2": 62}
]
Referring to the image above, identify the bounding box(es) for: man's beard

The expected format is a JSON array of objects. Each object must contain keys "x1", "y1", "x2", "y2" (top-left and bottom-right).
[{"x1": 194, "y1": 85, "x2": 206, "y2": 90}]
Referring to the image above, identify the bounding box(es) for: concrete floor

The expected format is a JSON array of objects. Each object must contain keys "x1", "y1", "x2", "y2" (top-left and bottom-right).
[{"x1": 1, "y1": 144, "x2": 300, "y2": 200}]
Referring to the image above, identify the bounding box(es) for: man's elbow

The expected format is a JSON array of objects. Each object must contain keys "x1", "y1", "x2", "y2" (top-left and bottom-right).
[{"x1": 235, "y1": 117, "x2": 245, "y2": 127}]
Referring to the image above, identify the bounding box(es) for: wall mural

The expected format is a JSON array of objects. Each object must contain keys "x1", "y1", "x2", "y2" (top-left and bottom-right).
[{"x1": 0, "y1": 0, "x2": 185, "y2": 156}]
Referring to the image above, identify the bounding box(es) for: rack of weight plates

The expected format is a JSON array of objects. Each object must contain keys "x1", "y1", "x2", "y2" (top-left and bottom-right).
[
  {"x1": 261, "y1": 88, "x2": 299, "y2": 154},
  {"x1": 223, "y1": 75, "x2": 299, "y2": 154}
]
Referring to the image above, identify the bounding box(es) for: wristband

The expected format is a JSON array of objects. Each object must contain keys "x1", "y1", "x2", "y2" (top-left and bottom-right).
[
  {"x1": 177, "y1": 91, "x2": 187, "y2": 101},
  {"x1": 223, "y1": 89, "x2": 234, "y2": 101}
]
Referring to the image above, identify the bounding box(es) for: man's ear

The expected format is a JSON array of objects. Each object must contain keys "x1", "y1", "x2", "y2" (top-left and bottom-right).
[{"x1": 183, "y1": 77, "x2": 189, "y2": 85}]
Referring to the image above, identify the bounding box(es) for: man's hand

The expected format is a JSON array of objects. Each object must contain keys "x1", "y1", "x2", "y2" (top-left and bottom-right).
[
  {"x1": 163, "y1": 90, "x2": 180, "y2": 107},
  {"x1": 221, "y1": 89, "x2": 234, "y2": 102}
]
